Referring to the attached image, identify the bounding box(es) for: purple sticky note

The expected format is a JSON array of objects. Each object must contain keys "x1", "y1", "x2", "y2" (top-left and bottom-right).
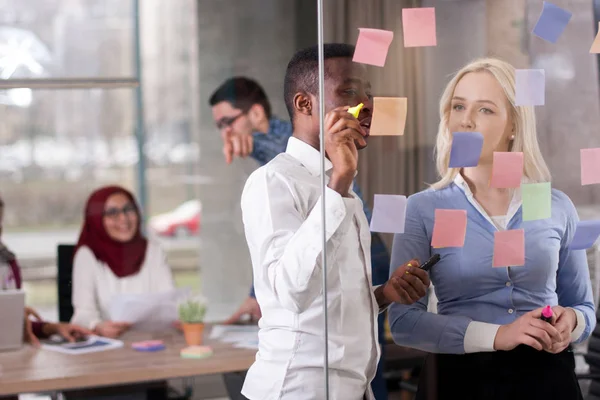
[
  {"x1": 448, "y1": 132, "x2": 484, "y2": 168},
  {"x1": 570, "y1": 220, "x2": 600, "y2": 250},
  {"x1": 370, "y1": 194, "x2": 407, "y2": 234},
  {"x1": 515, "y1": 69, "x2": 545, "y2": 106},
  {"x1": 532, "y1": 2, "x2": 572, "y2": 44}
]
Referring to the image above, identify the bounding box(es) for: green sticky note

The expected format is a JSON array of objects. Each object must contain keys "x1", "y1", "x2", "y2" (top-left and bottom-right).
[{"x1": 522, "y1": 182, "x2": 551, "y2": 221}]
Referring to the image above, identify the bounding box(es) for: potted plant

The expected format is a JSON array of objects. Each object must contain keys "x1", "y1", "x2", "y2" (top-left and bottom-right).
[{"x1": 178, "y1": 296, "x2": 207, "y2": 346}]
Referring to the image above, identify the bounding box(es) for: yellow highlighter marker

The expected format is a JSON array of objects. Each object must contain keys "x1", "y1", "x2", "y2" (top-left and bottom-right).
[{"x1": 348, "y1": 103, "x2": 364, "y2": 118}]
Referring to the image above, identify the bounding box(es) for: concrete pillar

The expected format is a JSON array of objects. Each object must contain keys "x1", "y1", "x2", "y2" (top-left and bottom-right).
[{"x1": 195, "y1": 0, "x2": 296, "y2": 321}]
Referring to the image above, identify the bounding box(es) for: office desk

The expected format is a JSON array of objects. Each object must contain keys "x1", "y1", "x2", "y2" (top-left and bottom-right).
[{"x1": 0, "y1": 328, "x2": 255, "y2": 396}]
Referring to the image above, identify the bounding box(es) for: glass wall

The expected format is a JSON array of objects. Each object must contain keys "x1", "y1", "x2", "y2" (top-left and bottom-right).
[{"x1": 1, "y1": 1, "x2": 599, "y2": 399}]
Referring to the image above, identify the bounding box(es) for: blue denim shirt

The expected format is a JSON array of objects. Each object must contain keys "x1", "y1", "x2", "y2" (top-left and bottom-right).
[{"x1": 248, "y1": 118, "x2": 390, "y2": 297}]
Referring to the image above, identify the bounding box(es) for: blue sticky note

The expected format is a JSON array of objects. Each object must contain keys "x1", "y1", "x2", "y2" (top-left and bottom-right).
[
  {"x1": 532, "y1": 2, "x2": 572, "y2": 43},
  {"x1": 570, "y1": 220, "x2": 600, "y2": 250},
  {"x1": 448, "y1": 132, "x2": 484, "y2": 168},
  {"x1": 515, "y1": 69, "x2": 545, "y2": 106}
]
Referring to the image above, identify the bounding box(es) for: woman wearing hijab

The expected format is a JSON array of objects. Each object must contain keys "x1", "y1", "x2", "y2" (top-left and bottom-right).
[
  {"x1": 0, "y1": 195, "x2": 91, "y2": 345},
  {"x1": 71, "y1": 186, "x2": 175, "y2": 338}
]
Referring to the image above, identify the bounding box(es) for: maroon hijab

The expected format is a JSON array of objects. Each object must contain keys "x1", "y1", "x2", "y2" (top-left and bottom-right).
[{"x1": 74, "y1": 186, "x2": 148, "y2": 278}]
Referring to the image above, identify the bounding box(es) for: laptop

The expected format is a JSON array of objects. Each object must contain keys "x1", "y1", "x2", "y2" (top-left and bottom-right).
[{"x1": 0, "y1": 289, "x2": 25, "y2": 351}]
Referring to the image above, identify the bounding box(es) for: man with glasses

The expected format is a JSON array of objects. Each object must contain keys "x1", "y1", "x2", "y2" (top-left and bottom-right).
[{"x1": 209, "y1": 77, "x2": 391, "y2": 400}]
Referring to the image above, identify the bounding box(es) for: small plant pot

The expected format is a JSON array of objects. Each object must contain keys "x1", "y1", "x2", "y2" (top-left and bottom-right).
[{"x1": 182, "y1": 322, "x2": 204, "y2": 346}]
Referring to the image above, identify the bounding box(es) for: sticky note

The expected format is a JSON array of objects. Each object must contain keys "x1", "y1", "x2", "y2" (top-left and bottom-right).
[
  {"x1": 353, "y1": 28, "x2": 394, "y2": 67},
  {"x1": 448, "y1": 132, "x2": 484, "y2": 168},
  {"x1": 581, "y1": 148, "x2": 600, "y2": 186},
  {"x1": 431, "y1": 209, "x2": 467, "y2": 248},
  {"x1": 348, "y1": 103, "x2": 364, "y2": 118},
  {"x1": 370, "y1": 194, "x2": 407, "y2": 234},
  {"x1": 490, "y1": 152, "x2": 524, "y2": 188},
  {"x1": 522, "y1": 182, "x2": 551, "y2": 221},
  {"x1": 532, "y1": 1, "x2": 572, "y2": 44},
  {"x1": 402, "y1": 7, "x2": 437, "y2": 47},
  {"x1": 180, "y1": 345, "x2": 213, "y2": 359},
  {"x1": 370, "y1": 97, "x2": 407, "y2": 136},
  {"x1": 493, "y1": 229, "x2": 525, "y2": 267},
  {"x1": 590, "y1": 23, "x2": 600, "y2": 53},
  {"x1": 570, "y1": 220, "x2": 600, "y2": 250},
  {"x1": 515, "y1": 69, "x2": 545, "y2": 106}
]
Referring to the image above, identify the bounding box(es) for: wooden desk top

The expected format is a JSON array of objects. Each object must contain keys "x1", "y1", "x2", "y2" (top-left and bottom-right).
[{"x1": 0, "y1": 328, "x2": 256, "y2": 396}]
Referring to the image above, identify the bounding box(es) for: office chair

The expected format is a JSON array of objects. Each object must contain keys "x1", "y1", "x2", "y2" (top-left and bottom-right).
[
  {"x1": 57, "y1": 244, "x2": 75, "y2": 323},
  {"x1": 56, "y1": 244, "x2": 192, "y2": 400}
]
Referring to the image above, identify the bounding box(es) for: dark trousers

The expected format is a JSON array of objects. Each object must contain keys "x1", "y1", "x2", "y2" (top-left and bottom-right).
[{"x1": 416, "y1": 345, "x2": 583, "y2": 400}]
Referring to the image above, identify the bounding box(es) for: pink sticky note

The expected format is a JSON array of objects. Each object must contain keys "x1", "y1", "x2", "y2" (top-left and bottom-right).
[
  {"x1": 353, "y1": 28, "x2": 394, "y2": 67},
  {"x1": 493, "y1": 229, "x2": 525, "y2": 267},
  {"x1": 402, "y1": 7, "x2": 437, "y2": 47},
  {"x1": 490, "y1": 152, "x2": 524, "y2": 188},
  {"x1": 431, "y1": 209, "x2": 467, "y2": 248},
  {"x1": 581, "y1": 148, "x2": 600, "y2": 186}
]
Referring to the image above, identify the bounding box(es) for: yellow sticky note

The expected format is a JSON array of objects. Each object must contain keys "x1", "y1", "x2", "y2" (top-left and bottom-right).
[
  {"x1": 348, "y1": 103, "x2": 364, "y2": 118},
  {"x1": 591, "y1": 22, "x2": 600, "y2": 53},
  {"x1": 370, "y1": 97, "x2": 407, "y2": 136}
]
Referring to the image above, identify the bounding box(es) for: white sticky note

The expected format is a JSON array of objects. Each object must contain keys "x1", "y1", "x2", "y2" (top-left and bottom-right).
[
  {"x1": 370, "y1": 194, "x2": 407, "y2": 234},
  {"x1": 515, "y1": 69, "x2": 545, "y2": 106}
]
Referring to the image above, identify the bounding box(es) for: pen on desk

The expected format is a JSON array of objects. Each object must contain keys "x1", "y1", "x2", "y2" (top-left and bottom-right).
[{"x1": 541, "y1": 305, "x2": 553, "y2": 323}]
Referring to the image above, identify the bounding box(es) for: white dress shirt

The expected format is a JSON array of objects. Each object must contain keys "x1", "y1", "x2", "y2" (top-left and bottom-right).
[
  {"x1": 240, "y1": 137, "x2": 380, "y2": 400},
  {"x1": 70, "y1": 240, "x2": 175, "y2": 330}
]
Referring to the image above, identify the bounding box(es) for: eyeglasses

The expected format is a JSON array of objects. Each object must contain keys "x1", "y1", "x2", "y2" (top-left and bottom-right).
[
  {"x1": 215, "y1": 113, "x2": 244, "y2": 130},
  {"x1": 103, "y1": 204, "x2": 137, "y2": 219}
]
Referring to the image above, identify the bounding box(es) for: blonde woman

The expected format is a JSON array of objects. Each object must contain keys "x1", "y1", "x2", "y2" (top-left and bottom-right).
[{"x1": 389, "y1": 58, "x2": 595, "y2": 399}]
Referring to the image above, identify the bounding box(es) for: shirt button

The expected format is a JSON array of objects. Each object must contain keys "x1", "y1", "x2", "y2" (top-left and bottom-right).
[
  {"x1": 508, "y1": 309, "x2": 514, "y2": 314},
  {"x1": 506, "y1": 282, "x2": 512, "y2": 287}
]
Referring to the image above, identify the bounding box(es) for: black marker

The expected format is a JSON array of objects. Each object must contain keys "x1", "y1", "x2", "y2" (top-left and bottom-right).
[{"x1": 419, "y1": 253, "x2": 441, "y2": 272}]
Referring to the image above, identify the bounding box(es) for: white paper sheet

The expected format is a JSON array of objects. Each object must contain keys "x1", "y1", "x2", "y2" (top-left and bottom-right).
[
  {"x1": 109, "y1": 288, "x2": 190, "y2": 331},
  {"x1": 41, "y1": 335, "x2": 123, "y2": 355},
  {"x1": 209, "y1": 324, "x2": 259, "y2": 349}
]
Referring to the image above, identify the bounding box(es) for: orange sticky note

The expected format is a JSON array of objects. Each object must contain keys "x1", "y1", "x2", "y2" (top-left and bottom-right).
[
  {"x1": 581, "y1": 148, "x2": 600, "y2": 185},
  {"x1": 490, "y1": 152, "x2": 524, "y2": 188},
  {"x1": 353, "y1": 28, "x2": 394, "y2": 67},
  {"x1": 370, "y1": 97, "x2": 407, "y2": 136},
  {"x1": 591, "y1": 23, "x2": 600, "y2": 53},
  {"x1": 493, "y1": 229, "x2": 525, "y2": 267},
  {"x1": 431, "y1": 209, "x2": 467, "y2": 248},
  {"x1": 402, "y1": 7, "x2": 437, "y2": 47}
]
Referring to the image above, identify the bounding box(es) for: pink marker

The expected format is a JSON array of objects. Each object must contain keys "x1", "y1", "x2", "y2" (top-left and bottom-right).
[{"x1": 541, "y1": 305, "x2": 553, "y2": 323}]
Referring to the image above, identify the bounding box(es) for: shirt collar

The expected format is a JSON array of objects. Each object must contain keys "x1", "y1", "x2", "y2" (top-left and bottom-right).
[
  {"x1": 286, "y1": 136, "x2": 333, "y2": 176},
  {"x1": 453, "y1": 172, "x2": 530, "y2": 197}
]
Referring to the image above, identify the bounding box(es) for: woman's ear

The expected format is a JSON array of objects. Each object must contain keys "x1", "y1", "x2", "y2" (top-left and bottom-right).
[{"x1": 293, "y1": 92, "x2": 312, "y2": 117}]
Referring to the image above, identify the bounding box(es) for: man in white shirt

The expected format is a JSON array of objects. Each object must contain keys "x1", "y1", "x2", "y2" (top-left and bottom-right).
[{"x1": 240, "y1": 43, "x2": 430, "y2": 400}]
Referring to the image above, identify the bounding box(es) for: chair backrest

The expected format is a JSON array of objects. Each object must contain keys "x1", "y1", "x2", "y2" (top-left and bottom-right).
[{"x1": 57, "y1": 244, "x2": 76, "y2": 323}]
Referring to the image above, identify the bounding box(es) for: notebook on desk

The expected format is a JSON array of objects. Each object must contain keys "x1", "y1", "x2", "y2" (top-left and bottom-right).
[{"x1": 0, "y1": 289, "x2": 25, "y2": 351}]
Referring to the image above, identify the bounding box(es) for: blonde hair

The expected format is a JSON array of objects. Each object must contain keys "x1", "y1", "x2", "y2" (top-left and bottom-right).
[{"x1": 431, "y1": 58, "x2": 551, "y2": 190}]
